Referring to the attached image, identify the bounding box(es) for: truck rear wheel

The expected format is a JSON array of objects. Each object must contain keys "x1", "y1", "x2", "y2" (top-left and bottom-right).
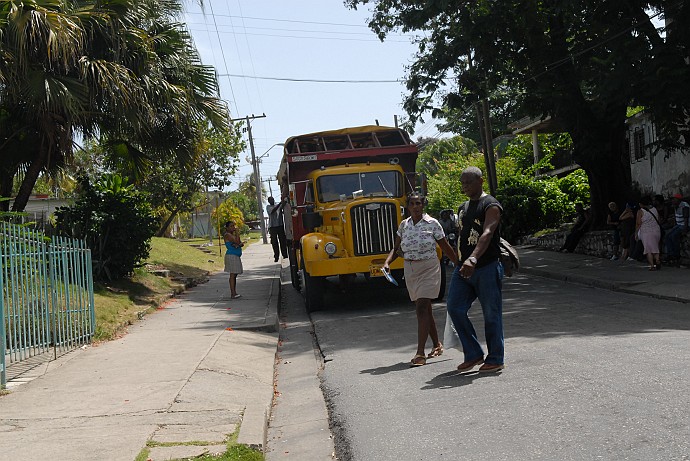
[{"x1": 301, "y1": 256, "x2": 324, "y2": 313}]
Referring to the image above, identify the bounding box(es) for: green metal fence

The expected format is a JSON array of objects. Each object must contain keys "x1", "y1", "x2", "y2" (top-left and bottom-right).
[{"x1": 1, "y1": 222, "x2": 95, "y2": 388}]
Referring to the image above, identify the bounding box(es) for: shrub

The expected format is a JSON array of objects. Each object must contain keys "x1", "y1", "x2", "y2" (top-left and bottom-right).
[
  {"x1": 212, "y1": 199, "x2": 246, "y2": 234},
  {"x1": 54, "y1": 174, "x2": 158, "y2": 280}
]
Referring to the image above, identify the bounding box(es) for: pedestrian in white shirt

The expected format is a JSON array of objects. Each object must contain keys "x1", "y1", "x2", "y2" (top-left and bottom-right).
[{"x1": 383, "y1": 193, "x2": 458, "y2": 366}]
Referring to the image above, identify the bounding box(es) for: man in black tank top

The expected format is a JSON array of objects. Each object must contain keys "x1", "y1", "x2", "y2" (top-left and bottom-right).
[{"x1": 447, "y1": 166, "x2": 505, "y2": 373}]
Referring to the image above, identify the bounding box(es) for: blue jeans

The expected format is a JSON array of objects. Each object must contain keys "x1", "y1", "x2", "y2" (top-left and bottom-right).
[
  {"x1": 664, "y1": 225, "x2": 684, "y2": 259},
  {"x1": 447, "y1": 260, "x2": 504, "y2": 365}
]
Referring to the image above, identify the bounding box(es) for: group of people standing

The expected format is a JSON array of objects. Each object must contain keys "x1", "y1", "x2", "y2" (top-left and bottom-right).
[
  {"x1": 384, "y1": 166, "x2": 506, "y2": 373},
  {"x1": 608, "y1": 193, "x2": 689, "y2": 270}
]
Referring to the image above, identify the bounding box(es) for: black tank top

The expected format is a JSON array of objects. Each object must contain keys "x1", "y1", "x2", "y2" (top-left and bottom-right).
[{"x1": 458, "y1": 195, "x2": 503, "y2": 268}]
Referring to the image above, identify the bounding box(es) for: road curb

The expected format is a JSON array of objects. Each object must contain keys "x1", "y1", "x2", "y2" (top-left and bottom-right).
[
  {"x1": 521, "y1": 267, "x2": 690, "y2": 304},
  {"x1": 236, "y1": 264, "x2": 282, "y2": 452}
]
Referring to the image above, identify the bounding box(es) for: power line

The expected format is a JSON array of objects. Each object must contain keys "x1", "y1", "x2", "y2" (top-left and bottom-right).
[
  {"x1": 185, "y1": 22, "x2": 411, "y2": 38},
  {"x1": 217, "y1": 73, "x2": 401, "y2": 83},
  {"x1": 186, "y1": 28, "x2": 413, "y2": 43},
  {"x1": 206, "y1": 2, "x2": 239, "y2": 117},
  {"x1": 185, "y1": 11, "x2": 381, "y2": 30},
  {"x1": 235, "y1": 0, "x2": 268, "y2": 152}
]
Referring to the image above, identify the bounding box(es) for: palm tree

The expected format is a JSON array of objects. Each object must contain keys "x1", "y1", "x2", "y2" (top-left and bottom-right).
[
  {"x1": 0, "y1": 0, "x2": 90, "y2": 210},
  {"x1": 0, "y1": 0, "x2": 229, "y2": 211}
]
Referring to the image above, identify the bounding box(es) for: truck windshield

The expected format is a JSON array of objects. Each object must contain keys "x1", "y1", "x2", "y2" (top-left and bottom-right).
[{"x1": 317, "y1": 171, "x2": 401, "y2": 202}]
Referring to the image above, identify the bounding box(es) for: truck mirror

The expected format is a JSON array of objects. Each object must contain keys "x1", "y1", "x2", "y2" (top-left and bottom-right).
[{"x1": 302, "y1": 211, "x2": 323, "y2": 232}]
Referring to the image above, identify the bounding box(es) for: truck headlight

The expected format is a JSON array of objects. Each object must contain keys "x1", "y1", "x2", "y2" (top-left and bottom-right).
[{"x1": 324, "y1": 242, "x2": 337, "y2": 255}]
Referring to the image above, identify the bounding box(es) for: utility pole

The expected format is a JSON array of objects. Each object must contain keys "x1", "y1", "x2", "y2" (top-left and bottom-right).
[
  {"x1": 264, "y1": 176, "x2": 274, "y2": 197},
  {"x1": 230, "y1": 113, "x2": 268, "y2": 244},
  {"x1": 481, "y1": 98, "x2": 498, "y2": 196},
  {"x1": 475, "y1": 100, "x2": 497, "y2": 196}
]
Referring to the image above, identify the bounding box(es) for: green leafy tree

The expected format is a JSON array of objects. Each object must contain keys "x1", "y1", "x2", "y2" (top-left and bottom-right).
[
  {"x1": 234, "y1": 175, "x2": 267, "y2": 224},
  {"x1": 53, "y1": 174, "x2": 158, "y2": 280},
  {"x1": 345, "y1": 0, "x2": 690, "y2": 226},
  {"x1": 417, "y1": 136, "x2": 479, "y2": 177},
  {"x1": 212, "y1": 200, "x2": 245, "y2": 235},
  {"x1": 504, "y1": 133, "x2": 574, "y2": 174},
  {"x1": 435, "y1": 86, "x2": 527, "y2": 147},
  {"x1": 225, "y1": 191, "x2": 256, "y2": 224},
  {"x1": 0, "y1": 0, "x2": 229, "y2": 212},
  {"x1": 424, "y1": 139, "x2": 589, "y2": 241},
  {"x1": 132, "y1": 122, "x2": 244, "y2": 236}
]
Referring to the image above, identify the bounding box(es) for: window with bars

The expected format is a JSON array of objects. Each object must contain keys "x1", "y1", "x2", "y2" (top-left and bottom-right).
[{"x1": 633, "y1": 128, "x2": 646, "y2": 160}]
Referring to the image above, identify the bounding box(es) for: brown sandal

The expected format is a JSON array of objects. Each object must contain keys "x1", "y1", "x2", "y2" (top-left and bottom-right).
[
  {"x1": 410, "y1": 354, "x2": 426, "y2": 367},
  {"x1": 427, "y1": 344, "x2": 444, "y2": 358}
]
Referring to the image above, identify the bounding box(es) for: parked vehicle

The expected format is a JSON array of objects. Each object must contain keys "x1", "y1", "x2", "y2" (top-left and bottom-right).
[{"x1": 276, "y1": 125, "x2": 445, "y2": 311}]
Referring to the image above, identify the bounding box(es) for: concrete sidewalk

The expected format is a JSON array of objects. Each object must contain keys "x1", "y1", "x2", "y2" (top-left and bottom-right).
[
  {"x1": 0, "y1": 242, "x2": 280, "y2": 461},
  {"x1": 2, "y1": 240, "x2": 687, "y2": 460},
  {"x1": 518, "y1": 245, "x2": 690, "y2": 304}
]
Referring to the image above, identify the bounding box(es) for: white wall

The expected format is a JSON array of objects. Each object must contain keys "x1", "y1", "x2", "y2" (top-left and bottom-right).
[{"x1": 628, "y1": 112, "x2": 690, "y2": 197}]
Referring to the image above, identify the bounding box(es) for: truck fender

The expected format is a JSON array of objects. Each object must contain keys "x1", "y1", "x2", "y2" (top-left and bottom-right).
[{"x1": 300, "y1": 233, "x2": 345, "y2": 272}]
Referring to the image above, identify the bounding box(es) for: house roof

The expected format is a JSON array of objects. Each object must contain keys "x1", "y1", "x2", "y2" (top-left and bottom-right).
[{"x1": 509, "y1": 116, "x2": 563, "y2": 135}]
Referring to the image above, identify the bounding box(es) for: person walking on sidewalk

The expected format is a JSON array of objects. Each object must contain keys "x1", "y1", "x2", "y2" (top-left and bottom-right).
[
  {"x1": 383, "y1": 193, "x2": 458, "y2": 367},
  {"x1": 664, "y1": 193, "x2": 689, "y2": 266},
  {"x1": 266, "y1": 196, "x2": 288, "y2": 262},
  {"x1": 223, "y1": 221, "x2": 244, "y2": 299},
  {"x1": 447, "y1": 166, "x2": 505, "y2": 373},
  {"x1": 635, "y1": 196, "x2": 662, "y2": 271}
]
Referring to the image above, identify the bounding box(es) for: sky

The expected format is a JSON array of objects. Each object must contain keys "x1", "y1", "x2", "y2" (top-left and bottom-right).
[{"x1": 182, "y1": 0, "x2": 441, "y2": 194}]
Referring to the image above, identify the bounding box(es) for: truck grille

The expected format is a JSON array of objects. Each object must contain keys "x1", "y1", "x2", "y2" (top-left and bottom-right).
[{"x1": 351, "y1": 203, "x2": 398, "y2": 256}]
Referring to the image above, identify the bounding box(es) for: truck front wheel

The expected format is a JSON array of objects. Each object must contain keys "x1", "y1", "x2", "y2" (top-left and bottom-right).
[{"x1": 301, "y1": 256, "x2": 324, "y2": 313}]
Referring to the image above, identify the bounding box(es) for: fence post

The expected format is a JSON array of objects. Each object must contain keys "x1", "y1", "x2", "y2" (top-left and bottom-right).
[{"x1": 1, "y1": 223, "x2": 6, "y2": 388}]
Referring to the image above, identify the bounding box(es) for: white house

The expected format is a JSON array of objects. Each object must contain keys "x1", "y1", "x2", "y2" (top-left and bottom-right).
[{"x1": 627, "y1": 111, "x2": 689, "y2": 197}]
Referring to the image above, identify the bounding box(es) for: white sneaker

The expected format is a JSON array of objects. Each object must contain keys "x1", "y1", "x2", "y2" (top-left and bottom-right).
[
  {"x1": 626, "y1": 257, "x2": 635, "y2": 262},
  {"x1": 610, "y1": 255, "x2": 619, "y2": 261}
]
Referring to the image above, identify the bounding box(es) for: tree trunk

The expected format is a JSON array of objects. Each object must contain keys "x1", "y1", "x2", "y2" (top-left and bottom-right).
[
  {"x1": 12, "y1": 147, "x2": 49, "y2": 212},
  {"x1": 0, "y1": 169, "x2": 16, "y2": 212},
  {"x1": 156, "y1": 208, "x2": 181, "y2": 237},
  {"x1": 566, "y1": 113, "x2": 632, "y2": 229}
]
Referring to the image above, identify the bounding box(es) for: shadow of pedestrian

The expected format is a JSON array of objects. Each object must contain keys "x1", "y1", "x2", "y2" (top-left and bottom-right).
[
  {"x1": 359, "y1": 362, "x2": 414, "y2": 375},
  {"x1": 421, "y1": 369, "x2": 503, "y2": 390}
]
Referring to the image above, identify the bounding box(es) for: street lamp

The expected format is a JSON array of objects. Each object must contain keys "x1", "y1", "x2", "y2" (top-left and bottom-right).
[{"x1": 251, "y1": 142, "x2": 284, "y2": 244}]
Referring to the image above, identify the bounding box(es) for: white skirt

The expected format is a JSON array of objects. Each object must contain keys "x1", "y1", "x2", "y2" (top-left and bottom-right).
[
  {"x1": 403, "y1": 257, "x2": 440, "y2": 301},
  {"x1": 224, "y1": 254, "x2": 243, "y2": 274}
]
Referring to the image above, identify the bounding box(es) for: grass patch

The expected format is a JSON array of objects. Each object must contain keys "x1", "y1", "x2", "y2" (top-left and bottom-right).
[
  {"x1": 93, "y1": 233, "x2": 263, "y2": 341},
  {"x1": 147, "y1": 237, "x2": 225, "y2": 278},
  {"x1": 93, "y1": 237, "x2": 232, "y2": 341},
  {"x1": 133, "y1": 447, "x2": 150, "y2": 461},
  {"x1": 146, "y1": 440, "x2": 220, "y2": 448},
  {"x1": 140, "y1": 427, "x2": 264, "y2": 461}
]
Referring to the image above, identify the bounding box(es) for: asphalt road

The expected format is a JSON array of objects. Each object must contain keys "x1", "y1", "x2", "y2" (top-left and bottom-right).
[{"x1": 308, "y1": 271, "x2": 690, "y2": 461}]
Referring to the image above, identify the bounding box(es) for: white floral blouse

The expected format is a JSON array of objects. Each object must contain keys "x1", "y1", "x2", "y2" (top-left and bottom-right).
[{"x1": 397, "y1": 214, "x2": 445, "y2": 261}]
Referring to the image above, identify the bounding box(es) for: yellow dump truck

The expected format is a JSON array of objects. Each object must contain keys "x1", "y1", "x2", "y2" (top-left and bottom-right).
[{"x1": 276, "y1": 125, "x2": 445, "y2": 311}]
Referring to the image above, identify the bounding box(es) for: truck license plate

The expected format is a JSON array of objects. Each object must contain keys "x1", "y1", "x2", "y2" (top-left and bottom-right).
[{"x1": 369, "y1": 265, "x2": 384, "y2": 277}]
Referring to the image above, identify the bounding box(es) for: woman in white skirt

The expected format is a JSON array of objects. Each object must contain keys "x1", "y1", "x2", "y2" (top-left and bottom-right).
[
  {"x1": 383, "y1": 193, "x2": 459, "y2": 366},
  {"x1": 224, "y1": 221, "x2": 244, "y2": 299}
]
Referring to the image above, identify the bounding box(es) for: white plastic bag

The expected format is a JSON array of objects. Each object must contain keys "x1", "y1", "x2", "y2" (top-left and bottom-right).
[{"x1": 443, "y1": 311, "x2": 461, "y2": 350}]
